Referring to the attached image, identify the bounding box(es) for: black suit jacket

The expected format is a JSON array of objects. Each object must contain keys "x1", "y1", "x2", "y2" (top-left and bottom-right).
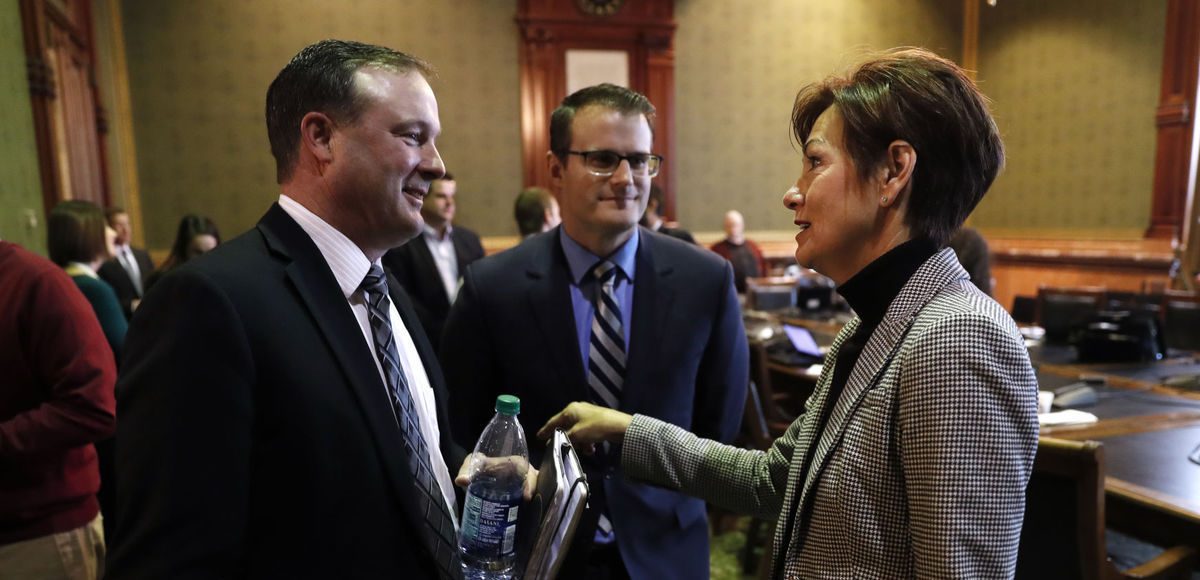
[
  {"x1": 107, "y1": 204, "x2": 465, "y2": 580},
  {"x1": 658, "y1": 224, "x2": 696, "y2": 244},
  {"x1": 441, "y1": 227, "x2": 747, "y2": 579},
  {"x1": 98, "y1": 247, "x2": 154, "y2": 319},
  {"x1": 382, "y1": 226, "x2": 484, "y2": 347}
]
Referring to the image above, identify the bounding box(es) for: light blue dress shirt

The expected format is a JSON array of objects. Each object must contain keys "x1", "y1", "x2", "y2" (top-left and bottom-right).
[{"x1": 559, "y1": 229, "x2": 638, "y2": 384}]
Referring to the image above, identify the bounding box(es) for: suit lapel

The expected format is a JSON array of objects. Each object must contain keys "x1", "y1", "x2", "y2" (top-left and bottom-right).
[
  {"x1": 257, "y1": 205, "x2": 433, "y2": 545},
  {"x1": 623, "y1": 230, "x2": 674, "y2": 412},
  {"x1": 526, "y1": 230, "x2": 589, "y2": 402}
]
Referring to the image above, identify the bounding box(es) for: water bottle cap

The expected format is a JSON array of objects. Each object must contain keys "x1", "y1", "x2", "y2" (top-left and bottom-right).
[{"x1": 495, "y1": 394, "x2": 520, "y2": 415}]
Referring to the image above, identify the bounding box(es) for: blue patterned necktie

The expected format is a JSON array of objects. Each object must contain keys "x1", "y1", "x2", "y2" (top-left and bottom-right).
[
  {"x1": 587, "y1": 260, "x2": 625, "y2": 410},
  {"x1": 360, "y1": 264, "x2": 460, "y2": 579}
]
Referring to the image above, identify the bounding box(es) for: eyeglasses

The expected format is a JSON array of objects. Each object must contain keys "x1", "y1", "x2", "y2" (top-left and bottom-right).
[{"x1": 567, "y1": 150, "x2": 663, "y2": 177}]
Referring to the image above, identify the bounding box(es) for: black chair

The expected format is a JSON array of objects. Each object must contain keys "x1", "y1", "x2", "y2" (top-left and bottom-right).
[
  {"x1": 1161, "y1": 290, "x2": 1200, "y2": 352},
  {"x1": 1037, "y1": 286, "x2": 1106, "y2": 344},
  {"x1": 1016, "y1": 437, "x2": 1194, "y2": 580},
  {"x1": 1012, "y1": 295, "x2": 1038, "y2": 325}
]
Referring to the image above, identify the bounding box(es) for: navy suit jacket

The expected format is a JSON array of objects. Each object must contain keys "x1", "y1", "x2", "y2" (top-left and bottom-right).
[
  {"x1": 108, "y1": 204, "x2": 465, "y2": 579},
  {"x1": 383, "y1": 226, "x2": 484, "y2": 348},
  {"x1": 441, "y1": 226, "x2": 747, "y2": 579}
]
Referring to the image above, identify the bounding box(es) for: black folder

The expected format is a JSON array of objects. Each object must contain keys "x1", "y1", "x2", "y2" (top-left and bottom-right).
[{"x1": 515, "y1": 430, "x2": 589, "y2": 579}]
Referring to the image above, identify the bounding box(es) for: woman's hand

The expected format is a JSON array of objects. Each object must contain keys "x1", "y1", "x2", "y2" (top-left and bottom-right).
[{"x1": 537, "y1": 402, "x2": 633, "y2": 454}]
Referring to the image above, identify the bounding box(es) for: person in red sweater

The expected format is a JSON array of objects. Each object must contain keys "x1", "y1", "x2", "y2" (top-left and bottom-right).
[
  {"x1": 0, "y1": 241, "x2": 117, "y2": 579},
  {"x1": 709, "y1": 209, "x2": 767, "y2": 293}
]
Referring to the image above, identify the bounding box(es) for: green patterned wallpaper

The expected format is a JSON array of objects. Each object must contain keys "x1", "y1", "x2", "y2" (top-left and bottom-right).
[
  {"x1": 0, "y1": 0, "x2": 46, "y2": 253},
  {"x1": 120, "y1": 0, "x2": 1169, "y2": 244},
  {"x1": 972, "y1": 0, "x2": 1165, "y2": 237},
  {"x1": 121, "y1": 0, "x2": 522, "y2": 246},
  {"x1": 673, "y1": 0, "x2": 963, "y2": 234}
]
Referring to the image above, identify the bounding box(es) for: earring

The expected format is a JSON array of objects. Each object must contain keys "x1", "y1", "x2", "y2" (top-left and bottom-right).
[{"x1": 880, "y1": 195, "x2": 888, "y2": 204}]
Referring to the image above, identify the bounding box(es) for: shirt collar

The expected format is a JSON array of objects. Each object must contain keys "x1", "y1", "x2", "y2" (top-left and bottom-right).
[
  {"x1": 65, "y1": 262, "x2": 98, "y2": 278},
  {"x1": 422, "y1": 223, "x2": 453, "y2": 241},
  {"x1": 559, "y1": 227, "x2": 638, "y2": 285},
  {"x1": 278, "y1": 194, "x2": 375, "y2": 299}
]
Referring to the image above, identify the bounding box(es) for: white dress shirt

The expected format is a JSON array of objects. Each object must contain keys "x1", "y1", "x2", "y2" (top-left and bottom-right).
[
  {"x1": 279, "y1": 195, "x2": 458, "y2": 527},
  {"x1": 421, "y1": 225, "x2": 459, "y2": 302}
]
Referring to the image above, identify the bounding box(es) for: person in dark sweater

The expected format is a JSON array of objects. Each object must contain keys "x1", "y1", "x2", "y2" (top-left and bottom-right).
[
  {"x1": 47, "y1": 201, "x2": 127, "y2": 360},
  {"x1": 541, "y1": 48, "x2": 1037, "y2": 579},
  {"x1": 0, "y1": 240, "x2": 117, "y2": 579}
]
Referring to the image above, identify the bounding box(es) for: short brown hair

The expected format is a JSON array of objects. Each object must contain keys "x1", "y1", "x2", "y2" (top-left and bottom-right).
[
  {"x1": 266, "y1": 39, "x2": 434, "y2": 184},
  {"x1": 549, "y1": 83, "x2": 656, "y2": 163},
  {"x1": 104, "y1": 206, "x2": 127, "y2": 224},
  {"x1": 791, "y1": 48, "x2": 1004, "y2": 247},
  {"x1": 514, "y1": 186, "x2": 554, "y2": 236},
  {"x1": 48, "y1": 200, "x2": 109, "y2": 266}
]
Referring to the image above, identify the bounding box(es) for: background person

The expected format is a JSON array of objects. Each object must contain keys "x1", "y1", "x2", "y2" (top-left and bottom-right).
[
  {"x1": 709, "y1": 209, "x2": 766, "y2": 293},
  {"x1": 513, "y1": 185, "x2": 561, "y2": 239},
  {"x1": 99, "y1": 207, "x2": 154, "y2": 319},
  {"x1": 541, "y1": 48, "x2": 1038, "y2": 580},
  {"x1": 143, "y1": 214, "x2": 221, "y2": 294},
  {"x1": 0, "y1": 240, "x2": 116, "y2": 579},
  {"x1": 639, "y1": 184, "x2": 695, "y2": 244},
  {"x1": 383, "y1": 172, "x2": 485, "y2": 348}
]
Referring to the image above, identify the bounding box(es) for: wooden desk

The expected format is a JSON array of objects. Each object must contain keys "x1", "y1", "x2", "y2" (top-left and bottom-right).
[{"x1": 1038, "y1": 361, "x2": 1200, "y2": 551}]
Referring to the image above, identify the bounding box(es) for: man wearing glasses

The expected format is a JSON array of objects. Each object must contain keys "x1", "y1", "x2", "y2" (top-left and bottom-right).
[{"x1": 441, "y1": 84, "x2": 747, "y2": 579}]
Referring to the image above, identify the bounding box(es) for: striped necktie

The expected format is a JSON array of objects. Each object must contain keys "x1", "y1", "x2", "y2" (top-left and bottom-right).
[
  {"x1": 587, "y1": 260, "x2": 625, "y2": 538},
  {"x1": 587, "y1": 261, "x2": 625, "y2": 410},
  {"x1": 359, "y1": 264, "x2": 460, "y2": 579}
]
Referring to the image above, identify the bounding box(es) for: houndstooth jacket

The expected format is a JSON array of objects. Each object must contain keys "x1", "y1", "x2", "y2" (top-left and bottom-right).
[{"x1": 622, "y1": 248, "x2": 1039, "y2": 579}]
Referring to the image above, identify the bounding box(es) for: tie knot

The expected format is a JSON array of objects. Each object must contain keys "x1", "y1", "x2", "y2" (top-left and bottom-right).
[
  {"x1": 360, "y1": 264, "x2": 388, "y2": 297},
  {"x1": 592, "y1": 260, "x2": 617, "y2": 285}
]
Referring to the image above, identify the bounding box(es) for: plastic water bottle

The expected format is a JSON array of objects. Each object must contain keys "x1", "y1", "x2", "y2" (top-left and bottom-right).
[{"x1": 459, "y1": 394, "x2": 528, "y2": 580}]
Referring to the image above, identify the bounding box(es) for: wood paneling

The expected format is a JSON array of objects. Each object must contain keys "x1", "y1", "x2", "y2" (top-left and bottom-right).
[{"x1": 990, "y1": 237, "x2": 1174, "y2": 312}]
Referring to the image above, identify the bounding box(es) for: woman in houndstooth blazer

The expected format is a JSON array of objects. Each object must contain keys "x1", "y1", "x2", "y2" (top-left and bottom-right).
[{"x1": 541, "y1": 48, "x2": 1039, "y2": 579}]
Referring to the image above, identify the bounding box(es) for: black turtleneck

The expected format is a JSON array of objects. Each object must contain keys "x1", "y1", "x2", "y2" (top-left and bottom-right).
[{"x1": 776, "y1": 237, "x2": 938, "y2": 576}]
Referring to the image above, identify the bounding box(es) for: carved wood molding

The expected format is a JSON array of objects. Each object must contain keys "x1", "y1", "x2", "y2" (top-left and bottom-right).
[
  {"x1": 516, "y1": 0, "x2": 677, "y2": 216},
  {"x1": 1146, "y1": 0, "x2": 1200, "y2": 240}
]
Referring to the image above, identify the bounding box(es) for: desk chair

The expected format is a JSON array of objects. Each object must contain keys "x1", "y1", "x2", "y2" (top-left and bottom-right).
[
  {"x1": 1016, "y1": 437, "x2": 1194, "y2": 580},
  {"x1": 1162, "y1": 290, "x2": 1200, "y2": 352},
  {"x1": 748, "y1": 340, "x2": 801, "y2": 437},
  {"x1": 1037, "y1": 286, "x2": 1107, "y2": 344}
]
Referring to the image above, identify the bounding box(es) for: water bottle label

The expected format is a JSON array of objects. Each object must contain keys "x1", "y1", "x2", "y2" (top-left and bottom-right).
[{"x1": 460, "y1": 489, "x2": 520, "y2": 558}]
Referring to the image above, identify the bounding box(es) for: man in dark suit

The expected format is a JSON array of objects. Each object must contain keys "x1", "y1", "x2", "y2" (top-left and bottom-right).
[
  {"x1": 383, "y1": 172, "x2": 485, "y2": 347},
  {"x1": 107, "y1": 40, "x2": 466, "y2": 579},
  {"x1": 639, "y1": 184, "x2": 695, "y2": 244},
  {"x1": 98, "y1": 207, "x2": 154, "y2": 319},
  {"x1": 441, "y1": 84, "x2": 747, "y2": 579}
]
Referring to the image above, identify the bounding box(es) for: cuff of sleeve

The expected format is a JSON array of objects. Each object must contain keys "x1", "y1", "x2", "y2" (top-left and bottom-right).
[{"x1": 620, "y1": 414, "x2": 665, "y2": 480}]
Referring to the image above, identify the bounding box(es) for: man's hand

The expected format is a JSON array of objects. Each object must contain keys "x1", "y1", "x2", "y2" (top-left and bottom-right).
[
  {"x1": 537, "y1": 402, "x2": 633, "y2": 454},
  {"x1": 455, "y1": 453, "x2": 538, "y2": 501}
]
